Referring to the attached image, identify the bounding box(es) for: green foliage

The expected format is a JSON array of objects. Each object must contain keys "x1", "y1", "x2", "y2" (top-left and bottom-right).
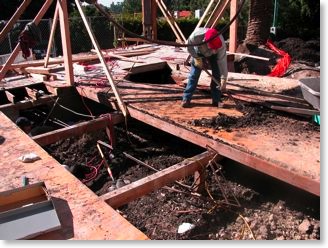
[
  {"x1": 121, "y1": 0, "x2": 142, "y2": 13},
  {"x1": 276, "y1": 0, "x2": 320, "y2": 39}
]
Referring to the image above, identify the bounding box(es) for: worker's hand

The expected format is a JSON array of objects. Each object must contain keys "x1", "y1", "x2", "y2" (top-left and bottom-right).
[
  {"x1": 220, "y1": 78, "x2": 227, "y2": 92},
  {"x1": 194, "y1": 58, "x2": 203, "y2": 69}
]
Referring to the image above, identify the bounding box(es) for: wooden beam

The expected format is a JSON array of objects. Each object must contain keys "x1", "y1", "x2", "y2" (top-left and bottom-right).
[
  {"x1": 75, "y1": 0, "x2": 128, "y2": 117},
  {"x1": 0, "y1": 0, "x2": 54, "y2": 82},
  {"x1": 127, "y1": 106, "x2": 320, "y2": 196},
  {"x1": 0, "y1": 95, "x2": 55, "y2": 113},
  {"x1": 0, "y1": 55, "x2": 102, "y2": 70},
  {"x1": 58, "y1": 0, "x2": 74, "y2": 85},
  {"x1": 195, "y1": 0, "x2": 216, "y2": 30},
  {"x1": 0, "y1": 0, "x2": 32, "y2": 43},
  {"x1": 100, "y1": 151, "x2": 214, "y2": 208},
  {"x1": 44, "y1": 2, "x2": 59, "y2": 68},
  {"x1": 209, "y1": 0, "x2": 231, "y2": 28},
  {"x1": 229, "y1": 0, "x2": 238, "y2": 52},
  {"x1": 206, "y1": 0, "x2": 226, "y2": 27},
  {"x1": 4, "y1": 91, "x2": 15, "y2": 103},
  {"x1": 25, "y1": 86, "x2": 39, "y2": 100},
  {"x1": 25, "y1": 66, "x2": 65, "y2": 75},
  {"x1": 155, "y1": 0, "x2": 186, "y2": 43},
  {"x1": 33, "y1": 114, "x2": 124, "y2": 146}
]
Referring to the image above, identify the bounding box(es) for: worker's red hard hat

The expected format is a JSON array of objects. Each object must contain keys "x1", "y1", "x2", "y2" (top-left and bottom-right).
[{"x1": 205, "y1": 28, "x2": 222, "y2": 49}]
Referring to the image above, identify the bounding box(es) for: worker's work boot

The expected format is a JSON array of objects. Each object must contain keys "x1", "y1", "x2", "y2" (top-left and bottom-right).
[
  {"x1": 181, "y1": 100, "x2": 192, "y2": 108},
  {"x1": 212, "y1": 101, "x2": 224, "y2": 108}
]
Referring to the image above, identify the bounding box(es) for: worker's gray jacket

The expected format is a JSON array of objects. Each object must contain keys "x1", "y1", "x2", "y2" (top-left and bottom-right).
[{"x1": 187, "y1": 28, "x2": 228, "y2": 80}]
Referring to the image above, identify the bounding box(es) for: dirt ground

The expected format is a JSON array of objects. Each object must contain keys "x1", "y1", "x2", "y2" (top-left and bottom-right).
[{"x1": 45, "y1": 38, "x2": 320, "y2": 240}]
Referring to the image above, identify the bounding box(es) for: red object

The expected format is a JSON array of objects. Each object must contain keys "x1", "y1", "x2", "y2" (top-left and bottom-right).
[
  {"x1": 266, "y1": 39, "x2": 291, "y2": 77},
  {"x1": 178, "y1": 10, "x2": 192, "y2": 18},
  {"x1": 205, "y1": 28, "x2": 222, "y2": 50}
]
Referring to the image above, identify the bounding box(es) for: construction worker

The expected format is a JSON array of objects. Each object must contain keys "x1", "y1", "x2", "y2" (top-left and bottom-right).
[{"x1": 182, "y1": 28, "x2": 228, "y2": 108}]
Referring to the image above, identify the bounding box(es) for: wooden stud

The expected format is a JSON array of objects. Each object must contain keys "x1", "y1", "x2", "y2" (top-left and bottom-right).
[
  {"x1": 58, "y1": 0, "x2": 74, "y2": 85},
  {"x1": 33, "y1": 114, "x2": 124, "y2": 146},
  {"x1": 44, "y1": 2, "x2": 60, "y2": 68},
  {"x1": 229, "y1": 0, "x2": 238, "y2": 52}
]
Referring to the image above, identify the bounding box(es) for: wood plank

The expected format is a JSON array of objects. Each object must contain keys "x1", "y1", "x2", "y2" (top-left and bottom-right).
[
  {"x1": 0, "y1": 95, "x2": 55, "y2": 113},
  {"x1": 33, "y1": 114, "x2": 124, "y2": 146},
  {"x1": 25, "y1": 66, "x2": 64, "y2": 75},
  {"x1": 229, "y1": 0, "x2": 238, "y2": 52},
  {"x1": 44, "y1": 2, "x2": 59, "y2": 68},
  {"x1": 0, "y1": 182, "x2": 48, "y2": 212},
  {"x1": 25, "y1": 86, "x2": 39, "y2": 100},
  {"x1": 101, "y1": 151, "x2": 214, "y2": 208},
  {"x1": 5, "y1": 91, "x2": 15, "y2": 103},
  {"x1": 58, "y1": 0, "x2": 74, "y2": 85}
]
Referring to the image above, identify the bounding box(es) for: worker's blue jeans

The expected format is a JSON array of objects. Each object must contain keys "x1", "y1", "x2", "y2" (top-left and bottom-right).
[{"x1": 183, "y1": 54, "x2": 221, "y2": 103}]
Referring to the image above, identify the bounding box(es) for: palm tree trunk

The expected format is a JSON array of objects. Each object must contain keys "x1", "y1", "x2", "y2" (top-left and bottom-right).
[{"x1": 245, "y1": 0, "x2": 272, "y2": 45}]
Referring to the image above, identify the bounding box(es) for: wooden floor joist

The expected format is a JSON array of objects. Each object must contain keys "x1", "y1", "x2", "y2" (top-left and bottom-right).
[
  {"x1": 100, "y1": 151, "x2": 215, "y2": 209},
  {"x1": 33, "y1": 114, "x2": 124, "y2": 146},
  {"x1": 0, "y1": 95, "x2": 56, "y2": 113}
]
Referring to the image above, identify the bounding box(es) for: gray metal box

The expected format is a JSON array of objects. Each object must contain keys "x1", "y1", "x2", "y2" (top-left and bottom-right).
[
  {"x1": 0, "y1": 182, "x2": 61, "y2": 240},
  {"x1": 299, "y1": 77, "x2": 320, "y2": 111}
]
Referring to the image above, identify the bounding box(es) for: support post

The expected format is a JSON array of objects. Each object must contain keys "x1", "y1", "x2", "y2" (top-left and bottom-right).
[
  {"x1": 44, "y1": 2, "x2": 60, "y2": 68},
  {"x1": 229, "y1": 0, "x2": 238, "y2": 52},
  {"x1": 142, "y1": 0, "x2": 157, "y2": 39},
  {"x1": 195, "y1": 0, "x2": 216, "y2": 30},
  {"x1": 58, "y1": 0, "x2": 74, "y2": 85}
]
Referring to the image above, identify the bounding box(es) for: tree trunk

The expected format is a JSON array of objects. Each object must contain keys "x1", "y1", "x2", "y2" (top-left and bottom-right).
[{"x1": 245, "y1": 0, "x2": 272, "y2": 45}]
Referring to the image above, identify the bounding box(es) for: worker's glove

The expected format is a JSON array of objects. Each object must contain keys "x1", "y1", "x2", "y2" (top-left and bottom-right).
[
  {"x1": 193, "y1": 58, "x2": 203, "y2": 69},
  {"x1": 220, "y1": 78, "x2": 227, "y2": 92}
]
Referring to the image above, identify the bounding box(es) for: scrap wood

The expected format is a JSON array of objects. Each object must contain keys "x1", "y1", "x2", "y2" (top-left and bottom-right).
[
  {"x1": 0, "y1": 54, "x2": 103, "y2": 70},
  {"x1": 230, "y1": 93, "x2": 319, "y2": 116},
  {"x1": 270, "y1": 105, "x2": 320, "y2": 116},
  {"x1": 227, "y1": 81, "x2": 307, "y2": 104},
  {"x1": 113, "y1": 47, "x2": 159, "y2": 57},
  {"x1": 229, "y1": 90, "x2": 311, "y2": 109},
  {"x1": 96, "y1": 143, "x2": 115, "y2": 182},
  {"x1": 25, "y1": 65, "x2": 64, "y2": 75},
  {"x1": 90, "y1": 49, "x2": 145, "y2": 63}
]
